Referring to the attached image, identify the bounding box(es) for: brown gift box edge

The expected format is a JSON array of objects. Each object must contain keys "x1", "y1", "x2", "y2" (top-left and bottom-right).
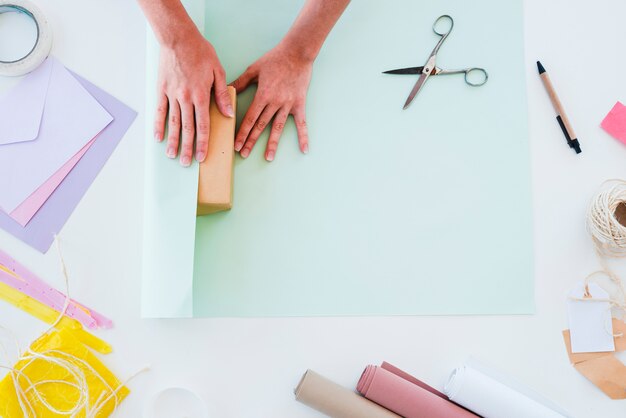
[{"x1": 197, "y1": 86, "x2": 236, "y2": 216}]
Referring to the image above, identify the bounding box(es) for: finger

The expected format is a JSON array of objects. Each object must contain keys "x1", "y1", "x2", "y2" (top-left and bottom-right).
[
  {"x1": 240, "y1": 105, "x2": 278, "y2": 159},
  {"x1": 293, "y1": 105, "x2": 309, "y2": 154},
  {"x1": 234, "y1": 98, "x2": 265, "y2": 153},
  {"x1": 194, "y1": 95, "x2": 210, "y2": 163},
  {"x1": 165, "y1": 99, "x2": 181, "y2": 159},
  {"x1": 154, "y1": 93, "x2": 168, "y2": 142},
  {"x1": 179, "y1": 100, "x2": 195, "y2": 167},
  {"x1": 265, "y1": 107, "x2": 289, "y2": 162},
  {"x1": 230, "y1": 66, "x2": 257, "y2": 94},
  {"x1": 213, "y1": 68, "x2": 234, "y2": 118}
]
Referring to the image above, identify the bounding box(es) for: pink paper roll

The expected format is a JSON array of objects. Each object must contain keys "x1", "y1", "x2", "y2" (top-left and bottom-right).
[
  {"x1": 381, "y1": 362, "x2": 479, "y2": 416},
  {"x1": 358, "y1": 365, "x2": 478, "y2": 418},
  {"x1": 381, "y1": 362, "x2": 449, "y2": 400}
]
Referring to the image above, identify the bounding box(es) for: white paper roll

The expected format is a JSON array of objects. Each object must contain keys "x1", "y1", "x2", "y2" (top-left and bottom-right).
[
  {"x1": 0, "y1": 0, "x2": 52, "y2": 76},
  {"x1": 444, "y1": 360, "x2": 571, "y2": 418}
]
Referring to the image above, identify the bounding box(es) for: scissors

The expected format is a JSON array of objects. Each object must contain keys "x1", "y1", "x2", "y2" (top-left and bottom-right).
[{"x1": 384, "y1": 15, "x2": 488, "y2": 109}]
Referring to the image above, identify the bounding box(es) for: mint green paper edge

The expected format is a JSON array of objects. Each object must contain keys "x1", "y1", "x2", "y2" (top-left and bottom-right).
[{"x1": 141, "y1": 0, "x2": 204, "y2": 318}]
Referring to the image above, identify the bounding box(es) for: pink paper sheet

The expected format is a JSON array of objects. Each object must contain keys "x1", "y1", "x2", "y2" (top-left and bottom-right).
[
  {"x1": 9, "y1": 137, "x2": 98, "y2": 226},
  {"x1": 358, "y1": 365, "x2": 478, "y2": 418},
  {"x1": 601, "y1": 101, "x2": 626, "y2": 144}
]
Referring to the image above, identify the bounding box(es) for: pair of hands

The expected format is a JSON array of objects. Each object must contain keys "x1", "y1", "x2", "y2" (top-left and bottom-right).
[{"x1": 153, "y1": 31, "x2": 313, "y2": 166}]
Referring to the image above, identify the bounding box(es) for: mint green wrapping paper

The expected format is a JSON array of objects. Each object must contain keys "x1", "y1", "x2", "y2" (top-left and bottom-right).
[{"x1": 143, "y1": 0, "x2": 533, "y2": 317}]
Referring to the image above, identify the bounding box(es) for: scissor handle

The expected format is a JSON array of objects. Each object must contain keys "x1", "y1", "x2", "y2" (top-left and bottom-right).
[
  {"x1": 464, "y1": 67, "x2": 488, "y2": 86},
  {"x1": 429, "y1": 15, "x2": 454, "y2": 57},
  {"x1": 433, "y1": 15, "x2": 454, "y2": 37}
]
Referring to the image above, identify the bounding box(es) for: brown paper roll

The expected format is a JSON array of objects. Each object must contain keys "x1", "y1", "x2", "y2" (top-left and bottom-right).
[
  {"x1": 197, "y1": 86, "x2": 236, "y2": 215},
  {"x1": 295, "y1": 370, "x2": 400, "y2": 418}
]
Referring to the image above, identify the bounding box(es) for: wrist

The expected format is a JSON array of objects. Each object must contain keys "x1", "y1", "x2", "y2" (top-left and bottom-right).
[
  {"x1": 277, "y1": 38, "x2": 319, "y2": 66},
  {"x1": 159, "y1": 23, "x2": 203, "y2": 50}
]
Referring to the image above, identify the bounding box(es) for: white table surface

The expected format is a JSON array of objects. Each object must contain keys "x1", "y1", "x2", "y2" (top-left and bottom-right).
[{"x1": 1, "y1": 0, "x2": 626, "y2": 417}]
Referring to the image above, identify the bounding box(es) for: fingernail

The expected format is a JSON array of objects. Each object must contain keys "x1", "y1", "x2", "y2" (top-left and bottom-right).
[
  {"x1": 241, "y1": 149, "x2": 249, "y2": 158},
  {"x1": 266, "y1": 151, "x2": 275, "y2": 162},
  {"x1": 181, "y1": 156, "x2": 191, "y2": 167},
  {"x1": 196, "y1": 151, "x2": 206, "y2": 162},
  {"x1": 302, "y1": 144, "x2": 309, "y2": 154},
  {"x1": 234, "y1": 141, "x2": 243, "y2": 152},
  {"x1": 166, "y1": 147, "x2": 176, "y2": 158},
  {"x1": 225, "y1": 104, "x2": 234, "y2": 118},
  {"x1": 154, "y1": 133, "x2": 161, "y2": 142}
]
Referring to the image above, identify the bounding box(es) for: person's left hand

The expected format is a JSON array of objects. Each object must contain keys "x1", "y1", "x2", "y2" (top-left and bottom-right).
[{"x1": 231, "y1": 46, "x2": 313, "y2": 161}]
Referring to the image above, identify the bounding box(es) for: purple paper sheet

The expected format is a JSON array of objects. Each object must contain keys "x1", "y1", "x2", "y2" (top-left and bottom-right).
[{"x1": 0, "y1": 73, "x2": 136, "y2": 253}]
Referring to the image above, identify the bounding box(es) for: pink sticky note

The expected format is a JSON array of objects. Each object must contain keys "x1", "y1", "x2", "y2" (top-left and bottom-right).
[
  {"x1": 9, "y1": 136, "x2": 98, "y2": 226},
  {"x1": 601, "y1": 101, "x2": 626, "y2": 144}
]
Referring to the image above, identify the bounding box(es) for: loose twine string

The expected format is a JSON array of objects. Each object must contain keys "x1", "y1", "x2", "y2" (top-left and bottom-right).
[
  {"x1": 568, "y1": 180, "x2": 626, "y2": 337},
  {"x1": 0, "y1": 236, "x2": 148, "y2": 417}
]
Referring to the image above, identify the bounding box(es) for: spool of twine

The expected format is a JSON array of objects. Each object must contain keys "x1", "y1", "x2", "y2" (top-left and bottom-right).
[
  {"x1": 587, "y1": 180, "x2": 626, "y2": 257},
  {"x1": 584, "y1": 180, "x2": 626, "y2": 316}
]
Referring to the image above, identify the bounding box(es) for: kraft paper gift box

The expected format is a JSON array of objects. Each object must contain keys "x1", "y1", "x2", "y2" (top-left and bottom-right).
[{"x1": 197, "y1": 86, "x2": 236, "y2": 215}]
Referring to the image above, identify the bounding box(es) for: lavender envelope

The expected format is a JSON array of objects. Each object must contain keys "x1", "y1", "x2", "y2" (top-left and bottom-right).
[
  {"x1": 0, "y1": 58, "x2": 51, "y2": 145},
  {"x1": 0, "y1": 72, "x2": 137, "y2": 253},
  {"x1": 0, "y1": 58, "x2": 114, "y2": 213}
]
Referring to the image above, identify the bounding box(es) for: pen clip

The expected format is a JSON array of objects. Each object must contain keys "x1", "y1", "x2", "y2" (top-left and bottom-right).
[
  {"x1": 556, "y1": 115, "x2": 572, "y2": 143},
  {"x1": 556, "y1": 115, "x2": 582, "y2": 154}
]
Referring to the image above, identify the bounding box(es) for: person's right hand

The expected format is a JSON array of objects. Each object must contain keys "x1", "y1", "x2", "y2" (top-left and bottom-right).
[{"x1": 154, "y1": 31, "x2": 234, "y2": 167}]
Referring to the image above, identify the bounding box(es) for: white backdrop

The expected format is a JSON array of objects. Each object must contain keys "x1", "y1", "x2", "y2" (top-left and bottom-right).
[{"x1": 0, "y1": 0, "x2": 625, "y2": 416}]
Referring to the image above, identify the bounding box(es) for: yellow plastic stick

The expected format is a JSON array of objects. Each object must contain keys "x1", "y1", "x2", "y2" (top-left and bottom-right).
[
  {"x1": 0, "y1": 281, "x2": 111, "y2": 353},
  {"x1": 0, "y1": 263, "x2": 24, "y2": 281}
]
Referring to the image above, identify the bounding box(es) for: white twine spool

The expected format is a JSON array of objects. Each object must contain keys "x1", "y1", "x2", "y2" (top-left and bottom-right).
[
  {"x1": 587, "y1": 179, "x2": 626, "y2": 257},
  {"x1": 584, "y1": 180, "x2": 626, "y2": 320}
]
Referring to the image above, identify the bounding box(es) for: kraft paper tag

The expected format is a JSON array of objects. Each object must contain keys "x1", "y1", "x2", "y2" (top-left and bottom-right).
[
  {"x1": 563, "y1": 319, "x2": 626, "y2": 400},
  {"x1": 567, "y1": 283, "x2": 615, "y2": 353}
]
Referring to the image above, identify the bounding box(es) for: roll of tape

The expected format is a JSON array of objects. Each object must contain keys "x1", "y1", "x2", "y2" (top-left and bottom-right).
[{"x1": 0, "y1": 0, "x2": 52, "y2": 77}]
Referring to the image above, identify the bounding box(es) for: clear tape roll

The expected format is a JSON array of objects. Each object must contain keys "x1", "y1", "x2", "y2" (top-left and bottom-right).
[{"x1": 0, "y1": 0, "x2": 52, "y2": 77}]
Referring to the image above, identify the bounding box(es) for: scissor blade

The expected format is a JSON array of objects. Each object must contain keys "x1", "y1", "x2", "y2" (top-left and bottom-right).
[
  {"x1": 403, "y1": 72, "x2": 429, "y2": 109},
  {"x1": 382, "y1": 67, "x2": 424, "y2": 75}
]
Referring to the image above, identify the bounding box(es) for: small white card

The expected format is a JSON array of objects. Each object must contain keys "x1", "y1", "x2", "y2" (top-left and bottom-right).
[{"x1": 567, "y1": 283, "x2": 615, "y2": 353}]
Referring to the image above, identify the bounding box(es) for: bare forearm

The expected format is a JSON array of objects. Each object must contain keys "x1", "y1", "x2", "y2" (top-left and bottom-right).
[
  {"x1": 136, "y1": 0, "x2": 200, "y2": 47},
  {"x1": 279, "y1": 0, "x2": 351, "y2": 62}
]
